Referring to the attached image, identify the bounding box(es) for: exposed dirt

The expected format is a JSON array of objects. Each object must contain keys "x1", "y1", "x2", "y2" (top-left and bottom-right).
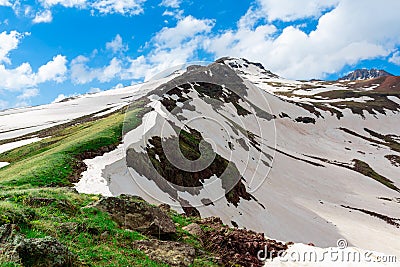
[{"x1": 199, "y1": 217, "x2": 289, "y2": 267}]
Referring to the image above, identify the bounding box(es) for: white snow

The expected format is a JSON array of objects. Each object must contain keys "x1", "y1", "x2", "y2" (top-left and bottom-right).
[
  {"x1": 74, "y1": 145, "x2": 125, "y2": 196},
  {"x1": 388, "y1": 96, "x2": 400, "y2": 105},
  {"x1": 0, "y1": 162, "x2": 9, "y2": 168},
  {"x1": 0, "y1": 137, "x2": 42, "y2": 154},
  {"x1": 0, "y1": 75, "x2": 178, "y2": 140}
]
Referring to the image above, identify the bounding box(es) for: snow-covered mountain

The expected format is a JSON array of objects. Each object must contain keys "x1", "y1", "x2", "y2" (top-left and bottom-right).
[
  {"x1": 1, "y1": 58, "x2": 399, "y2": 263},
  {"x1": 339, "y1": 68, "x2": 393, "y2": 81}
]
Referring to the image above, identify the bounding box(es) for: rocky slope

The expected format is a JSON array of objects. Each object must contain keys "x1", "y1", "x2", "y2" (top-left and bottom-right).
[{"x1": 339, "y1": 69, "x2": 393, "y2": 80}]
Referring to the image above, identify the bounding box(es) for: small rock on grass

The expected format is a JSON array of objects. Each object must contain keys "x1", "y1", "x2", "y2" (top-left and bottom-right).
[{"x1": 133, "y1": 239, "x2": 196, "y2": 267}]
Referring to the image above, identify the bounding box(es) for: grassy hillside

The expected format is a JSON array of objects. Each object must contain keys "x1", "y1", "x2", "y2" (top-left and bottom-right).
[{"x1": 0, "y1": 107, "x2": 218, "y2": 266}]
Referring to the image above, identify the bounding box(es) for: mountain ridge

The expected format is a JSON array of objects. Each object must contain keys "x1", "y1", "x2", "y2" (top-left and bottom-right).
[{"x1": 339, "y1": 68, "x2": 394, "y2": 81}]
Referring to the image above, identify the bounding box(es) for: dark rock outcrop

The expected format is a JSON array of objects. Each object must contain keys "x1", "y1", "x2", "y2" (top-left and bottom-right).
[
  {"x1": 16, "y1": 237, "x2": 76, "y2": 267},
  {"x1": 199, "y1": 217, "x2": 288, "y2": 267},
  {"x1": 93, "y1": 195, "x2": 176, "y2": 236},
  {"x1": 339, "y1": 69, "x2": 393, "y2": 81},
  {"x1": 1, "y1": 224, "x2": 75, "y2": 267}
]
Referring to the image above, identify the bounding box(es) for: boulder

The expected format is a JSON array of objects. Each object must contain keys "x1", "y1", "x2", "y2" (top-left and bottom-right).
[
  {"x1": 158, "y1": 203, "x2": 171, "y2": 213},
  {"x1": 94, "y1": 195, "x2": 176, "y2": 236},
  {"x1": 1, "y1": 225, "x2": 75, "y2": 267},
  {"x1": 133, "y1": 239, "x2": 195, "y2": 267},
  {"x1": 182, "y1": 223, "x2": 203, "y2": 237},
  {"x1": 15, "y1": 236, "x2": 76, "y2": 267},
  {"x1": 0, "y1": 224, "x2": 22, "y2": 262}
]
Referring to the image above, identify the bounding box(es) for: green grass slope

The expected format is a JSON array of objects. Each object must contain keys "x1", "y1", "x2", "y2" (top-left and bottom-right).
[{"x1": 0, "y1": 107, "x2": 218, "y2": 266}]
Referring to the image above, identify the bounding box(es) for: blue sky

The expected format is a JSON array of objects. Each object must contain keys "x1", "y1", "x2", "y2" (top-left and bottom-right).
[{"x1": 0, "y1": 0, "x2": 400, "y2": 109}]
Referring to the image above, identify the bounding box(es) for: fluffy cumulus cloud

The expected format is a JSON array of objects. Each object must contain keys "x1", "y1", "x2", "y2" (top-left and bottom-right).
[
  {"x1": 0, "y1": 31, "x2": 25, "y2": 64},
  {"x1": 106, "y1": 34, "x2": 128, "y2": 54},
  {"x1": 205, "y1": 0, "x2": 400, "y2": 79},
  {"x1": 0, "y1": 30, "x2": 68, "y2": 107},
  {"x1": 389, "y1": 51, "x2": 400, "y2": 66},
  {"x1": 72, "y1": 16, "x2": 215, "y2": 83},
  {"x1": 36, "y1": 55, "x2": 68, "y2": 83},
  {"x1": 160, "y1": 0, "x2": 181, "y2": 8},
  {"x1": 155, "y1": 15, "x2": 214, "y2": 47},
  {"x1": 124, "y1": 15, "x2": 215, "y2": 80},
  {"x1": 257, "y1": 0, "x2": 339, "y2": 22},
  {"x1": 33, "y1": 10, "x2": 53, "y2": 23},
  {"x1": 70, "y1": 56, "x2": 122, "y2": 84},
  {"x1": 39, "y1": 0, "x2": 86, "y2": 8},
  {"x1": 0, "y1": 55, "x2": 68, "y2": 91},
  {"x1": 38, "y1": 0, "x2": 146, "y2": 15},
  {"x1": 92, "y1": 0, "x2": 146, "y2": 15},
  {"x1": 17, "y1": 88, "x2": 39, "y2": 100},
  {"x1": 0, "y1": 0, "x2": 11, "y2": 6}
]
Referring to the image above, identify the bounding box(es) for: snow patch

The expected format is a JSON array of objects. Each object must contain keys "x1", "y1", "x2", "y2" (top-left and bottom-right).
[
  {"x1": 74, "y1": 145, "x2": 125, "y2": 196},
  {"x1": 0, "y1": 137, "x2": 42, "y2": 154},
  {"x1": 0, "y1": 162, "x2": 9, "y2": 168}
]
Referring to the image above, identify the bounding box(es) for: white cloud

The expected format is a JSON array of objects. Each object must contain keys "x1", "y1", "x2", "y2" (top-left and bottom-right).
[
  {"x1": 36, "y1": 55, "x2": 68, "y2": 83},
  {"x1": 0, "y1": 55, "x2": 67, "y2": 92},
  {"x1": 72, "y1": 15, "x2": 214, "y2": 83},
  {"x1": 17, "y1": 88, "x2": 39, "y2": 100},
  {"x1": 0, "y1": 31, "x2": 25, "y2": 64},
  {"x1": 40, "y1": 0, "x2": 86, "y2": 8},
  {"x1": 33, "y1": 10, "x2": 53, "y2": 24},
  {"x1": 258, "y1": 0, "x2": 339, "y2": 22},
  {"x1": 123, "y1": 16, "x2": 214, "y2": 81},
  {"x1": 0, "y1": 63, "x2": 36, "y2": 90},
  {"x1": 88, "y1": 87, "x2": 101, "y2": 93},
  {"x1": 91, "y1": 0, "x2": 146, "y2": 15},
  {"x1": 162, "y1": 9, "x2": 183, "y2": 19},
  {"x1": 155, "y1": 15, "x2": 214, "y2": 47},
  {"x1": 39, "y1": 0, "x2": 146, "y2": 15},
  {"x1": 106, "y1": 34, "x2": 128, "y2": 53},
  {"x1": 160, "y1": 0, "x2": 181, "y2": 8},
  {"x1": 389, "y1": 51, "x2": 400, "y2": 66},
  {"x1": 70, "y1": 56, "x2": 122, "y2": 84},
  {"x1": 0, "y1": 0, "x2": 11, "y2": 6},
  {"x1": 205, "y1": 0, "x2": 400, "y2": 79}
]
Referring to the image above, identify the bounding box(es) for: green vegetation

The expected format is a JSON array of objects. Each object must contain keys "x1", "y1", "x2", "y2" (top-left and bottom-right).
[
  {"x1": 0, "y1": 111, "x2": 125, "y2": 188},
  {"x1": 352, "y1": 159, "x2": 400, "y2": 192},
  {"x1": 0, "y1": 188, "x2": 163, "y2": 266},
  {"x1": 0, "y1": 106, "x2": 221, "y2": 266}
]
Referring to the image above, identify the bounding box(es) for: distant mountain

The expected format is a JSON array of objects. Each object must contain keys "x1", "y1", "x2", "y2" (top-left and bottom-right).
[{"x1": 339, "y1": 68, "x2": 394, "y2": 80}]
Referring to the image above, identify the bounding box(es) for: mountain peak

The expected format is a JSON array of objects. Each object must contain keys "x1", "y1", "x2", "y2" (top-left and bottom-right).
[
  {"x1": 216, "y1": 57, "x2": 280, "y2": 79},
  {"x1": 339, "y1": 68, "x2": 394, "y2": 81}
]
